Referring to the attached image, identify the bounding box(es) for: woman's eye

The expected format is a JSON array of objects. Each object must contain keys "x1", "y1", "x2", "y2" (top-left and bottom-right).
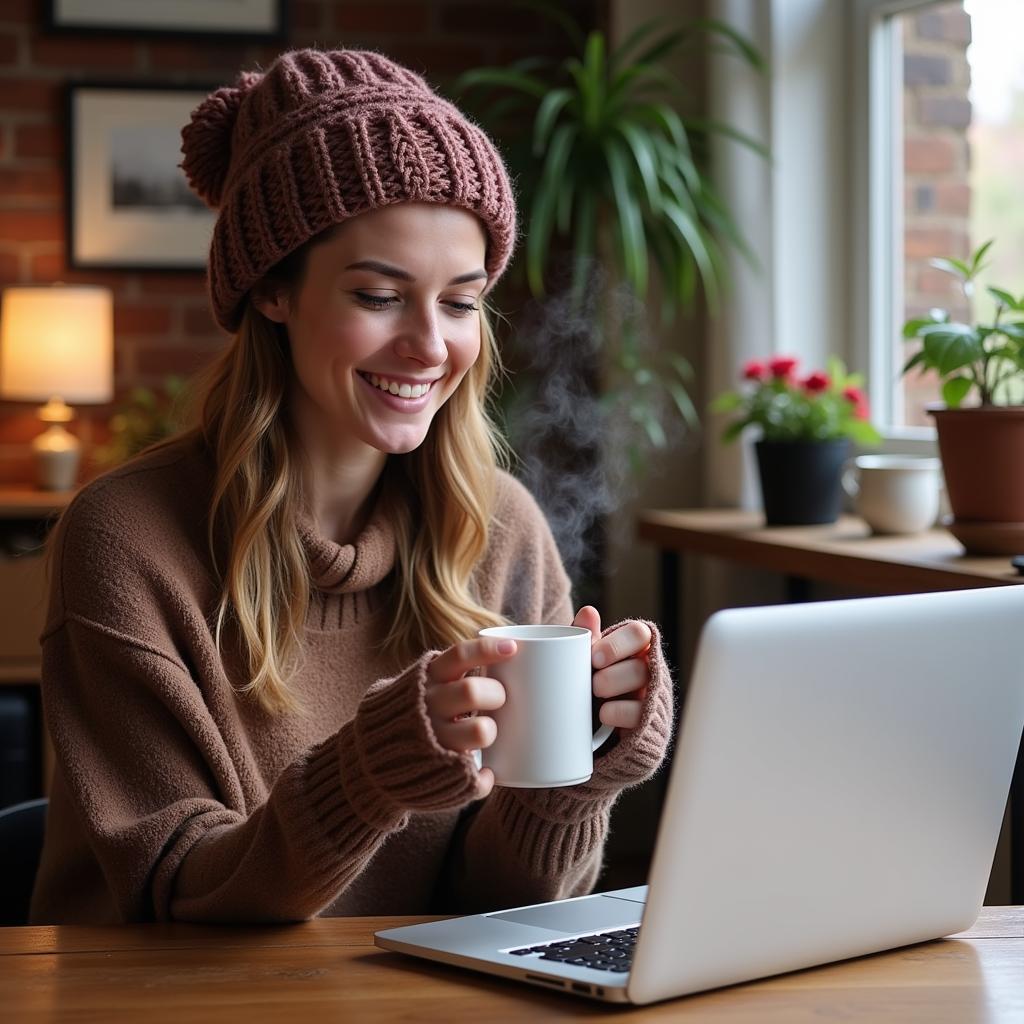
[
  {"x1": 354, "y1": 291, "x2": 397, "y2": 309},
  {"x1": 445, "y1": 300, "x2": 479, "y2": 315}
]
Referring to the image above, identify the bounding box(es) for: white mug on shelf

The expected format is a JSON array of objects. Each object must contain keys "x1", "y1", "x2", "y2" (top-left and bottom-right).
[
  {"x1": 475, "y1": 624, "x2": 613, "y2": 788},
  {"x1": 842, "y1": 454, "x2": 943, "y2": 535}
]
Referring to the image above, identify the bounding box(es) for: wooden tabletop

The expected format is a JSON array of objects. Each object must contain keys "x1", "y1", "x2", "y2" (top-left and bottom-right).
[
  {"x1": 3, "y1": 908, "x2": 1023, "y2": 1022},
  {"x1": 637, "y1": 509, "x2": 1022, "y2": 593}
]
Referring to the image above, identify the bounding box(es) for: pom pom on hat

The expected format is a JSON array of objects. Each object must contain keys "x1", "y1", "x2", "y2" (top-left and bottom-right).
[
  {"x1": 180, "y1": 70, "x2": 264, "y2": 209},
  {"x1": 181, "y1": 49, "x2": 518, "y2": 333}
]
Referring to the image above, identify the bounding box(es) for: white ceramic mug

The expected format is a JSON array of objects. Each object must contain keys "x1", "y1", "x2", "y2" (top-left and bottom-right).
[
  {"x1": 475, "y1": 625, "x2": 614, "y2": 788},
  {"x1": 842, "y1": 454, "x2": 943, "y2": 534}
]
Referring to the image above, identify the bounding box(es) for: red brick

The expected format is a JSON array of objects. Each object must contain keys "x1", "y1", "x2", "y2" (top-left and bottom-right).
[
  {"x1": 29, "y1": 252, "x2": 130, "y2": 290},
  {"x1": 183, "y1": 303, "x2": 226, "y2": 337},
  {"x1": 440, "y1": 2, "x2": 547, "y2": 34},
  {"x1": 915, "y1": 266, "x2": 963, "y2": 296},
  {"x1": 905, "y1": 228, "x2": 957, "y2": 261},
  {"x1": 32, "y1": 37, "x2": 138, "y2": 69},
  {"x1": 0, "y1": 452, "x2": 38, "y2": 487},
  {"x1": 0, "y1": 165, "x2": 62, "y2": 200},
  {"x1": 387, "y1": 41, "x2": 489, "y2": 77},
  {"x1": 13, "y1": 122, "x2": 60, "y2": 158},
  {"x1": 904, "y1": 137, "x2": 956, "y2": 174},
  {"x1": 114, "y1": 302, "x2": 174, "y2": 336},
  {"x1": 334, "y1": 2, "x2": 432, "y2": 33},
  {"x1": 0, "y1": 0, "x2": 35, "y2": 24},
  {"x1": 137, "y1": 273, "x2": 207, "y2": 296},
  {"x1": 0, "y1": 209, "x2": 62, "y2": 243},
  {"x1": 0, "y1": 76, "x2": 59, "y2": 113},
  {"x1": 292, "y1": 0, "x2": 326, "y2": 31},
  {"x1": 135, "y1": 342, "x2": 223, "y2": 379},
  {"x1": 934, "y1": 182, "x2": 970, "y2": 215},
  {"x1": 0, "y1": 31, "x2": 19, "y2": 65},
  {"x1": 146, "y1": 40, "x2": 254, "y2": 73},
  {"x1": 0, "y1": 249, "x2": 19, "y2": 283},
  {"x1": 0, "y1": 407, "x2": 51, "y2": 443}
]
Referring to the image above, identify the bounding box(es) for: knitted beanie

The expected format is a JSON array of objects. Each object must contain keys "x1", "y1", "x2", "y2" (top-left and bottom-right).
[{"x1": 180, "y1": 48, "x2": 517, "y2": 333}]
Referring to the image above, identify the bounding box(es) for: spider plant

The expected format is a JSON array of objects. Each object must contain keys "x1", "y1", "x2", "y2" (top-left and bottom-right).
[{"x1": 453, "y1": 3, "x2": 766, "y2": 456}]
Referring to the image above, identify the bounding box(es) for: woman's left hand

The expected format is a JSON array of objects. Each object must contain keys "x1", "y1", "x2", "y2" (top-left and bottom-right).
[{"x1": 572, "y1": 606, "x2": 651, "y2": 734}]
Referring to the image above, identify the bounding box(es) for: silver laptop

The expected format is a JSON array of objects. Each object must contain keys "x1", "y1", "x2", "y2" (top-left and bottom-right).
[{"x1": 376, "y1": 587, "x2": 1024, "y2": 1005}]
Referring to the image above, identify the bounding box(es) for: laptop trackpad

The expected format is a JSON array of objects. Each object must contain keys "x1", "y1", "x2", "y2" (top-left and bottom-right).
[{"x1": 487, "y1": 895, "x2": 641, "y2": 934}]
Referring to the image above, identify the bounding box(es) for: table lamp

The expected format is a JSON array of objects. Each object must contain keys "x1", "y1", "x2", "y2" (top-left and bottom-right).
[{"x1": 0, "y1": 285, "x2": 114, "y2": 491}]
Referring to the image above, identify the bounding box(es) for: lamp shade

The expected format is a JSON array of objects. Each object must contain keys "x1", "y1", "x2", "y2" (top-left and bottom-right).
[{"x1": 0, "y1": 285, "x2": 114, "y2": 404}]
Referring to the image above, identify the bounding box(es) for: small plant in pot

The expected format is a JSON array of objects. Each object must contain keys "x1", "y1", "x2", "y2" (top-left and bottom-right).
[
  {"x1": 713, "y1": 355, "x2": 881, "y2": 525},
  {"x1": 902, "y1": 240, "x2": 1024, "y2": 553}
]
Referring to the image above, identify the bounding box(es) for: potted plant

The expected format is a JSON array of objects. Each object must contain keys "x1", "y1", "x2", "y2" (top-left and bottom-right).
[
  {"x1": 452, "y1": 4, "x2": 765, "y2": 463},
  {"x1": 902, "y1": 240, "x2": 1024, "y2": 553},
  {"x1": 713, "y1": 356, "x2": 881, "y2": 525}
]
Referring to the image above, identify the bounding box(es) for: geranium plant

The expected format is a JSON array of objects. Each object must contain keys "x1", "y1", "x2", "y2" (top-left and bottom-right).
[
  {"x1": 902, "y1": 240, "x2": 1024, "y2": 408},
  {"x1": 713, "y1": 355, "x2": 881, "y2": 444}
]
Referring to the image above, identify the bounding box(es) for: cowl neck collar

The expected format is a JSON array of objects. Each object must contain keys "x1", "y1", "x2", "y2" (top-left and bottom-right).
[{"x1": 297, "y1": 500, "x2": 396, "y2": 595}]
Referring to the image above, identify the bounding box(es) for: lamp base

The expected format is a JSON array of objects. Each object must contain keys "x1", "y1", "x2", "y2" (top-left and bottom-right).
[{"x1": 32, "y1": 422, "x2": 80, "y2": 491}]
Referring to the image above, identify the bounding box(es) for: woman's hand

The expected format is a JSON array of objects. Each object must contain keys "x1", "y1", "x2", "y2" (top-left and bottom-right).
[
  {"x1": 572, "y1": 606, "x2": 651, "y2": 734},
  {"x1": 425, "y1": 636, "x2": 516, "y2": 799}
]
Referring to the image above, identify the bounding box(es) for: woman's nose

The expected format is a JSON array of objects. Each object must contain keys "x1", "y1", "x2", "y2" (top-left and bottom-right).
[{"x1": 397, "y1": 305, "x2": 447, "y2": 365}]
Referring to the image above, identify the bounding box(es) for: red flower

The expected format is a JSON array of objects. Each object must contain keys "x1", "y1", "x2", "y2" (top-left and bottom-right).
[
  {"x1": 843, "y1": 385, "x2": 869, "y2": 420},
  {"x1": 742, "y1": 359, "x2": 767, "y2": 381},
  {"x1": 802, "y1": 371, "x2": 830, "y2": 393},
  {"x1": 768, "y1": 355, "x2": 799, "y2": 379}
]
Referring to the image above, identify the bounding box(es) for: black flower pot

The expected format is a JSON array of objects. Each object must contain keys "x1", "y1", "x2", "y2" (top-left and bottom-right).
[{"x1": 754, "y1": 438, "x2": 850, "y2": 526}]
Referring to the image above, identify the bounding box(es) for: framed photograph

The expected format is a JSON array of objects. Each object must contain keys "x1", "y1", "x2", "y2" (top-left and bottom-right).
[
  {"x1": 47, "y1": 0, "x2": 286, "y2": 40},
  {"x1": 66, "y1": 83, "x2": 217, "y2": 272}
]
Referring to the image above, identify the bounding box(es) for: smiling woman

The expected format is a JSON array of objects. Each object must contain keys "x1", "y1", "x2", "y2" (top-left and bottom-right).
[{"x1": 29, "y1": 48, "x2": 673, "y2": 928}]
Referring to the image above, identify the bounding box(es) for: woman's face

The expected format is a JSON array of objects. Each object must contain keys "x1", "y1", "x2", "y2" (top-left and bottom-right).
[{"x1": 263, "y1": 202, "x2": 488, "y2": 457}]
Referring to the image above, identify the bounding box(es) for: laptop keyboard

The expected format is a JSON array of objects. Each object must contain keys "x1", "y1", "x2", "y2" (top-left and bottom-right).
[{"x1": 507, "y1": 926, "x2": 638, "y2": 973}]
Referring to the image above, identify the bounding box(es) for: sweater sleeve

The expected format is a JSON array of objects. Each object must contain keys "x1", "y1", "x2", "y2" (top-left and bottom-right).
[
  {"x1": 36, "y1": 612, "x2": 480, "y2": 924},
  {"x1": 441, "y1": 475, "x2": 674, "y2": 912}
]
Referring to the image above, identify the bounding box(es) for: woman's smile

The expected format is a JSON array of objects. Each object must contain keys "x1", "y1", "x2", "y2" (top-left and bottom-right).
[{"x1": 356, "y1": 369, "x2": 442, "y2": 412}]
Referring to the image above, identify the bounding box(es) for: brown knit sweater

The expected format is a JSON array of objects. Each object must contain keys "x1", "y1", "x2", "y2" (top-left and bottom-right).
[{"x1": 29, "y1": 437, "x2": 673, "y2": 925}]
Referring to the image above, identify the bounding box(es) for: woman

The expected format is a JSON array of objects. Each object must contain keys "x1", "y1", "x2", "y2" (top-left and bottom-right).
[{"x1": 30, "y1": 48, "x2": 672, "y2": 925}]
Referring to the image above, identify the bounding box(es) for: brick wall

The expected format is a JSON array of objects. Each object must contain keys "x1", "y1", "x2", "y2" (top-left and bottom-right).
[
  {"x1": 0, "y1": 0, "x2": 601, "y2": 483},
  {"x1": 902, "y1": 1, "x2": 971, "y2": 426}
]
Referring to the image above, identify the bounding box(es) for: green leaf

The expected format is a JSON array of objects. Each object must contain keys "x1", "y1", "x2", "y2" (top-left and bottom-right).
[
  {"x1": 603, "y1": 134, "x2": 649, "y2": 297},
  {"x1": 846, "y1": 419, "x2": 882, "y2": 446},
  {"x1": 942, "y1": 376, "x2": 973, "y2": 408},
  {"x1": 919, "y1": 323, "x2": 983, "y2": 376},
  {"x1": 610, "y1": 16, "x2": 671, "y2": 72},
  {"x1": 711, "y1": 391, "x2": 743, "y2": 413},
  {"x1": 929, "y1": 256, "x2": 971, "y2": 279},
  {"x1": 970, "y1": 238, "x2": 994, "y2": 274},
  {"x1": 453, "y1": 67, "x2": 547, "y2": 98},
  {"x1": 998, "y1": 322, "x2": 1024, "y2": 341},
  {"x1": 662, "y1": 198, "x2": 719, "y2": 309},
  {"x1": 680, "y1": 116, "x2": 772, "y2": 160},
  {"x1": 902, "y1": 314, "x2": 943, "y2": 338},
  {"x1": 987, "y1": 286, "x2": 1017, "y2": 309},
  {"x1": 721, "y1": 419, "x2": 748, "y2": 443},
  {"x1": 570, "y1": 185, "x2": 597, "y2": 308},
  {"x1": 532, "y1": 88, "x2": 574, "y2": 155},
  {"x1": 684, "y1": 16, "x2": 766, "y2": 71},
  {"x1": 902, "y1": 349, "x2": 927, "y2": 374},
  {"x1": 616, "y1": 121, "x2": 663, "y2": 214},
  {"x1": 526, "y1": 123, "x2": 577, "y2": 296}
]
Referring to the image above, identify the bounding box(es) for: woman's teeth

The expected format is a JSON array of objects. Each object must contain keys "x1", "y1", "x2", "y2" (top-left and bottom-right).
[{"x1": 365, "y1": 373, "x2": 432, "y2": 398}]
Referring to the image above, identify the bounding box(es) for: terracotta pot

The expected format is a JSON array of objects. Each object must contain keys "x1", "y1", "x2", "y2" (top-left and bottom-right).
[{"x1": 930, "y1": 407, "x2": 1024, "y2": 522}]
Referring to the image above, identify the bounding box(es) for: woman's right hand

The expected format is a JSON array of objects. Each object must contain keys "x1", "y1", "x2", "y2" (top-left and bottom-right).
[{"x1": 425, "y1": 636, "x2": 517, "y2": 798}]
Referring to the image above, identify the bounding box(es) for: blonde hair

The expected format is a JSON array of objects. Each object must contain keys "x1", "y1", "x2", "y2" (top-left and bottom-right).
[{"x1": 191, "y1": 277, "x2": 509, "y2": 713}]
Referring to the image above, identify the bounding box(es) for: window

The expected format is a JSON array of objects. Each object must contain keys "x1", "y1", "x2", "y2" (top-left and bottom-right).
[{"x1": 858, "y1": 0, "x2": 1024, "y2": 435}]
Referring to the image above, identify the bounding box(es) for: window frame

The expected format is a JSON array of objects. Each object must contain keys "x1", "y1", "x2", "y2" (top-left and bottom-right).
[{"x1": 850, "y1": 0, "x2": 958, "y2": 451}]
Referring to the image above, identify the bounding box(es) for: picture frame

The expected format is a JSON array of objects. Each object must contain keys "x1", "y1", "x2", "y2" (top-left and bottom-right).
[
  {"x1": 66, "y1": 83, "x2": 218, "y2": 272},
  {"x1": 46, "y1": 0, "x2": 287, "y2": 41}
]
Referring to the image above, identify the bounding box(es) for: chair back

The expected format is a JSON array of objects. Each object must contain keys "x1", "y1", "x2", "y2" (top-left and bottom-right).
[{"x1": 0, "y1": 797, "x2": 47, "y2": 925}]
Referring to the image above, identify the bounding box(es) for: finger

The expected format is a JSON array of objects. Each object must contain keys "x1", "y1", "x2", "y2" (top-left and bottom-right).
[
  {"x1": 475, "y1": 766, "x2": 495, "y2": 799},
  {"x1": 433, "y1": 715, "x2": 497, "y2": 753},
  {"x1": 592, "y1": 620, "x2": 652, "y2": 670},
  {"x1": 572, "y1": 605, "x2": 601, "y2": 639},
  {"x1": 428, "y1": 637, "x2": 517, "y2": 685},
  {"x1": 592, "y1": 657, "x2": 649, "y2": 699},
  {"x1": 428, "y1": 676, "x2": 506, "y2": 720},
  {"x1": 599, "y1": 699, "x2": 643, "y2": 731}
]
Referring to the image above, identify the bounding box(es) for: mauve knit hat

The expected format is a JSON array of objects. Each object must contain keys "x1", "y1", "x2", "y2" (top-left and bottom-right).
[{"x1": 180, "y1": 48, "x2": 517, "y2": 333}]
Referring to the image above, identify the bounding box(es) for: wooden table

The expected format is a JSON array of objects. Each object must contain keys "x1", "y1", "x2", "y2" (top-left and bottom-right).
[
  {"x1": 636, "y1": 508, "x2": 1024, "y2": 904},
  {"x1": 2, "y1": 909, "x2": 1022, "y2": 1021}
]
